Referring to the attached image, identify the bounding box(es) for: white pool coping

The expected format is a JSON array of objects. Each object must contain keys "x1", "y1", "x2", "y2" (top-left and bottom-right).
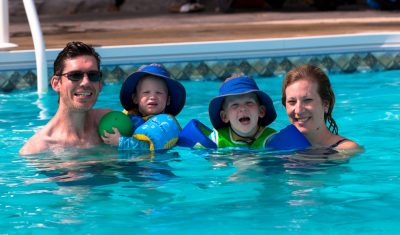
[{"x1": 1, "y1": 32, "x2": 400, "y2": 71}]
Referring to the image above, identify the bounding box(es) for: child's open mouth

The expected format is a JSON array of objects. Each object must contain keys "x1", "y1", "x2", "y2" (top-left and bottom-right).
[{"x1": 239, "y1": 116, "x2": 251, "y2": 124}]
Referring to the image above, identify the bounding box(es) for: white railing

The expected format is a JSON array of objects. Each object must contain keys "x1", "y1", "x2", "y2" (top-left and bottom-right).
[
  {"x1": 22, "y1": 0, "x2": 48, "y2": 93},
  {"x1": 0, "y1": 0, "x2": 47, "y2": 93}
]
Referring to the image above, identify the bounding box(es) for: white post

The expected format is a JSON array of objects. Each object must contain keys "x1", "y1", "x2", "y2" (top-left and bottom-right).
[
  {"x1": 0, "y1": 0, "x2": 17, "y2": 49},
  {"x1": 23, "y1": 0, "x2": 48, "y2": 93}
]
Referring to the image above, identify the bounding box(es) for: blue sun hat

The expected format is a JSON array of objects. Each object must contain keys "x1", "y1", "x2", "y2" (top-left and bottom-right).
[
  {"x1": 208, "y1": 75, "x2": 277, "y2": 129},
  {"x1": 120, "y1": 64, "x2": 186, "y2": 116}
]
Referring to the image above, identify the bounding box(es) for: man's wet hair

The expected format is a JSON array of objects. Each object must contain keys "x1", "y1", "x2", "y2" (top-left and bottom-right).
[{"x1": 53, "y1": 41, "x2": 101, "y2": 75}]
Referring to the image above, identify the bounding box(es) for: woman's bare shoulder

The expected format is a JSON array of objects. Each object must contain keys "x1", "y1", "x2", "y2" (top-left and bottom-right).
[{"x1": 337, "y1": 137, "x2": 364, "y2": 153}]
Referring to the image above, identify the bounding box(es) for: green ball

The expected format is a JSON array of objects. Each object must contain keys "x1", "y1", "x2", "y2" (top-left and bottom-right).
[{"x1": 98, "y1": 111, "x2": 133, "y2": 137}]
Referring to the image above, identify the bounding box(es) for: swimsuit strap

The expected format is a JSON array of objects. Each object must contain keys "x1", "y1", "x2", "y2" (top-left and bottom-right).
[{"x1": 329, "y1": 138, "x2": 348, "y2": 148}]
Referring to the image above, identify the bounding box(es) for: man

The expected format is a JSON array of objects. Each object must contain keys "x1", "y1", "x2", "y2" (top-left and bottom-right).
[{"x1": 19, "y1": 41, "x2": 111, "y2": 155}]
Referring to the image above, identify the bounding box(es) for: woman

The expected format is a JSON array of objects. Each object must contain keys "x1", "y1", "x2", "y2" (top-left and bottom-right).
[{"x1": 282, "y1": 64, "x2": 361, "y2": 151}]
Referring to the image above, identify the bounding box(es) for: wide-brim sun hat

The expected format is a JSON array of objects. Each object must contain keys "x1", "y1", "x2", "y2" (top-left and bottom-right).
[
  {"x1": 120, "y1": 64, "x2": 186, "y2": 116},
  {"x1": 208, "y1": 75, "x2": 277, "y2": 129}
]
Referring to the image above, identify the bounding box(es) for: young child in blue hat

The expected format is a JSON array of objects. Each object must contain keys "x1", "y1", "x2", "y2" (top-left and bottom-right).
[
  {"x1": 208, "y1": 75, "x2": 277, "y2": 148},
  {"x1": 102, "y1": 64, "x2": 186, "y2": 150},
  {"x1": 177, "y1": 74, "x2": 310, "y2": 150}
]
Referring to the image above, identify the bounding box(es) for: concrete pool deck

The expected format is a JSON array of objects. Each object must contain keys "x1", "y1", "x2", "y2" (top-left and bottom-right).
[{"x1": 8, "y1": 7, "x2": 400, "y2": 51}]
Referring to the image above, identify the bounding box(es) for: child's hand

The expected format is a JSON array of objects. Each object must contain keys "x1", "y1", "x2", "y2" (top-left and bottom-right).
[{"x1": 101, "y1": 127, "x2": 121, "y2": 146}]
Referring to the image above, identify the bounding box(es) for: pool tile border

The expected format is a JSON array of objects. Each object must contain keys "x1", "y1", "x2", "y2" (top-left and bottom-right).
[{"x1": 1, "y1": 33, "x2": 400, "y2": 92}]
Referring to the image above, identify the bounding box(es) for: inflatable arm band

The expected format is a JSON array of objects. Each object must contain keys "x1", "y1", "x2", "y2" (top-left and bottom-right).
[
  {"x1": 133, "y1": 114, "x2": 181, "y2": 151},
  {"x1": 177, "y1": 119, "x2": 217, "y2": 149},
  {"x1": 265, "y1": 124, "x2": 311, "y2": 150}
]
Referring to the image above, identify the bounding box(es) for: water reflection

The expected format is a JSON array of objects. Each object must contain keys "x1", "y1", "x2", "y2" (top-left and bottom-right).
[
  {"x1": 10, "y1": 145, "x2": 363, "y2": 233},
  {"x1": 33, "y1": 94, "x2": 51, "y2": 120},
  {"x1": 23, "y1": 146, "x2": 179, "y2": 187}
]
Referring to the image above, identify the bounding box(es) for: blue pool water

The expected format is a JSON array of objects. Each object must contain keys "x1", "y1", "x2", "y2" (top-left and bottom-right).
[{"x1": 1, "y1": 70, "x2": 400, "y2": 234}]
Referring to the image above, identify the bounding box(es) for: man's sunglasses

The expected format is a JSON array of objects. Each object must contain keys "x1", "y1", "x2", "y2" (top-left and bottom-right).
[{"x1": 57, "y1": 71, "x2": 102, "y2": 82}]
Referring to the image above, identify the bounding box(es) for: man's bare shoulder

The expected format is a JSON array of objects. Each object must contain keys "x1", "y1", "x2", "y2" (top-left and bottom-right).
[
  {"x1": 20, "y1": 108, "x2": 112, "y2": 155},
  {"x1": 19, "y1": 130, "x2": 50, "y2": 155},
  {"x1": 95, "y1": 108, "x2": 112, "y2": 115},
  {"x1": 91, "y1": 108, "x2": 113, "y2": 122}
]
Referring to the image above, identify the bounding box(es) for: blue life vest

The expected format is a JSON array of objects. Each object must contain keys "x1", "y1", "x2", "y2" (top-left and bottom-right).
[{"x1": 177, "y1": 119, "x2": 310, "y2": 151}]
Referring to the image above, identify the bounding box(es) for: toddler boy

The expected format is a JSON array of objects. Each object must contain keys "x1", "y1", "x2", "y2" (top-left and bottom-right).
[
  {"x1": 102, "y1": 64, "x2": 186, "y2": 150},
  {"x1": 208, "y1": 75, "x2": 277, "y2": 148}
]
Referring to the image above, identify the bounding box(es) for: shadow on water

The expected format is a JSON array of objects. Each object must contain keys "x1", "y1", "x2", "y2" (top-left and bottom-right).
[
  {"x1": 23, "y1": 146, "x2": 180, "y2": 187},
  {"x1": 21, "y1": 145, "x2": 357, "y2": 200},
  {"x1": 198, "y1": 147, "x2": 355, "y2": 184},
  {"x1": 20, "y1": 145, "x2": 357, "y2": 197},
  {"x1": 12, "y1": 145, "x2": 361, "y2": 233}
]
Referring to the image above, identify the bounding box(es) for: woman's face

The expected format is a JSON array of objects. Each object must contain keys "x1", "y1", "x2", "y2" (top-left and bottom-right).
[{"x1": 284, "y1": 79, "x2": 328, "y2": 136}]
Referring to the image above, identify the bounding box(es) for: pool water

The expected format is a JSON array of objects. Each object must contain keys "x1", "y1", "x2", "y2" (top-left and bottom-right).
[{"x1": 1, "y1": 70, "x2": 400, "y2": 234}]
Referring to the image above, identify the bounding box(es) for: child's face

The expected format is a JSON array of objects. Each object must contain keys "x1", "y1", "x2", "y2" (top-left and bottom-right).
[
  {"x1": 134, "y1": 76, "x2": 170, "y2": 116},
  {"x1": 220, "y1": 93, "x2": 266, "y2": 137}
]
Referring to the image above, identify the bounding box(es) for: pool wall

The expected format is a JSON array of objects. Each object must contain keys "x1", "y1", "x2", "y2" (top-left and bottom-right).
[{"x1": 1, "y1": 32, "x2": 400, "y2": 92}]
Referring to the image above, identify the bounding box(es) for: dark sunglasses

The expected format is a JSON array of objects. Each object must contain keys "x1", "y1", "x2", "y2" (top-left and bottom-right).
[{"x1": 57, "y1": 71, "x2": 102, "y2": 82}]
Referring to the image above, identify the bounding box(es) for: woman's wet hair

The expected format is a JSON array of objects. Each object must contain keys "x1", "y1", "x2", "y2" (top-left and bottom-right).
[
  {"x1": 282, "y1": 64, "x2": 338, "y2": 134},
  {"x1": 53, "y1": 41, "x2": 101, "y2": 76}
]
